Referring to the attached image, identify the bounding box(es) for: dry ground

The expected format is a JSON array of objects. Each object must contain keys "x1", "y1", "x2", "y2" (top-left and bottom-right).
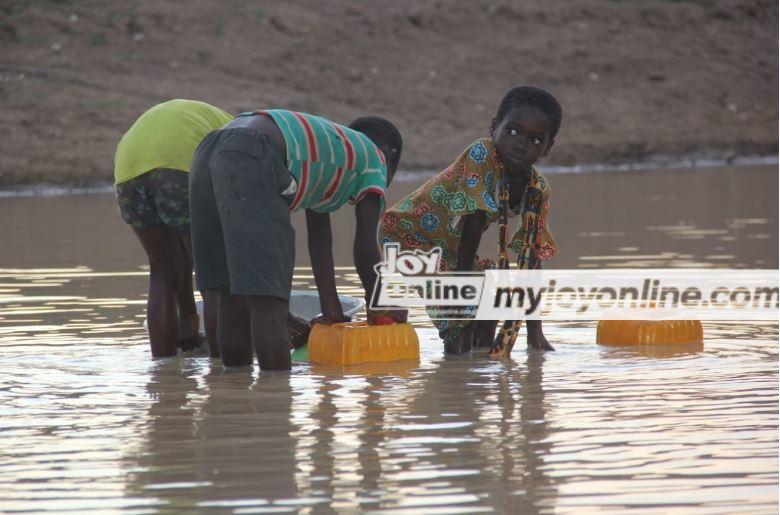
[{"x1": 0, "y1": 0, "x2": 776, "y2": 184}]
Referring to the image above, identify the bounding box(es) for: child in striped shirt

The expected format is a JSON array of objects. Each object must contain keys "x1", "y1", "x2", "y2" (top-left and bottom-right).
[{"x1": 190, "y1": 110, "x2": 405, "y2": 370}]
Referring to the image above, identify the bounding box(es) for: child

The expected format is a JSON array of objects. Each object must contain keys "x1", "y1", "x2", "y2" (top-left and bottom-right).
[
  {"x1": 189, "y1": 110, "x2": 406, "y2": 370},
  {"x1": 114, "y1": 99, "x2": 233, "y2": 358},
  {"x1": 379, "y1": 86, "x2": 561, "y2": 354}
]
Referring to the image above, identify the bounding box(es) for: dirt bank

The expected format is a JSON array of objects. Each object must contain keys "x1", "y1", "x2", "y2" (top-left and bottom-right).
[{"x1": 0, "y1": 0, "x2": 776, "y2": 184}]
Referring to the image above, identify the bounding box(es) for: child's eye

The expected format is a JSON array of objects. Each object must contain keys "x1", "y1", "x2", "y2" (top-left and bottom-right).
[
  {"x1": 531, "y1": 136, "x2": 543, "y2": 145},
  {"x1": 508, "y1": 128, "x2": 518, "y2": 136}
]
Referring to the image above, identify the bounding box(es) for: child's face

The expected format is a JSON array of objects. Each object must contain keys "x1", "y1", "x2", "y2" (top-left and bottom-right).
[{"x1": 491, "y1": 105, "x2": 552, "y2": 175}]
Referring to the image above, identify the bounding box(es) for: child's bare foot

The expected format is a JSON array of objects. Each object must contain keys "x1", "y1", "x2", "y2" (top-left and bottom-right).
[{"x1": 526, "y1": 320, "x2": 555, "y2": 351}]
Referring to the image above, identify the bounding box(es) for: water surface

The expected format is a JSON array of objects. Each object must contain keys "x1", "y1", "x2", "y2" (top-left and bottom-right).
[{"x1": 0, "y1": 165, "x2": 777, "y2": 513}]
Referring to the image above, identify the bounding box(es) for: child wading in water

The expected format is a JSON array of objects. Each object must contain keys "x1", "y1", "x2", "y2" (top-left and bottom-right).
[
  {"x1": 380, "y1": 86, "x2": 561, "y2": 354},
  {"x1": 114, "y1": 99, "x2": 233, "y2": 358},
  {"x1": 190, "y1": 110, "x2": 406, "y2": 371}
]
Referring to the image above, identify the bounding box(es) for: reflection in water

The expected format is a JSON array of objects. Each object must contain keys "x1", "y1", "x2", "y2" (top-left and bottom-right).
[
  {"x1": 0, "y1": 268, "x2": 149, "y2": 348},
  {"x1": 554, "y1": 167, "x2": 778, "y2": 269},
  {"x1": 125, "y1": 361, "x2": 300, "y2": 512},
  {"x1": 0, "y1": 166, "x2": 776, "y2": 271},
  {"x1": 124, "y1": 360, "x2": 204, "y2": 512},
  {"x1": 1, "y1": 282, "x2": 777, "y2": 513},
  {"x1": 116, "y1": 351, "x2": 561, "y2": 512},
  {"x1": 479, "y1": 353, "x2": 556, "y2": 513},
  {"x1": 599, "y1": 341, "x2": 705, "y2": 359}
]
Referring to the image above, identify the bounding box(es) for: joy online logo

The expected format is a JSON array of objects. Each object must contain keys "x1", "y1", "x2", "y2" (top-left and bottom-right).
[
  {"x1": 373, "y1": 244, "x2": 541, "y2": 314},
  {"x1": 373, "y1": 244, "x2": 484, "y2": 309},
  {"x1": 376, "y1": 244, "x2": 442, "y2": 276},
  {"x1": 372, "y1": 243, "x2": 779, "y2": 320}
]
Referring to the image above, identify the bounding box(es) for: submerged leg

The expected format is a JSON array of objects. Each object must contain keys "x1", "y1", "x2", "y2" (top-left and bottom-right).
[
  {"x1": 443, "y1": 322, "x2": 475, "y2": 355},
  {"x1": 218, "y1": 292, "x2": 253, "y2": 366},
  {"x1": 202, "y1": 289, "x2": 221, "y2": 358},
  {"x1": 132, "y1": 225, "x2": 186, "y2": 357},
  {"x1": 474, "y1": 320, "x2": 498, "y2": 348},
  {"x1": 526, "y1": 320, "x2": 555, "y2": 351},
  {"x1": 249, "y1": 296, "x2": 291, "y2": 370},
  {"x1": 175, "y1": 232, "x2": 200, "y2": 351}
]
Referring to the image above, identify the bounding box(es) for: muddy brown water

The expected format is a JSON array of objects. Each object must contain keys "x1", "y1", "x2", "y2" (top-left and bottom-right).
[{"x1": 0, "y1": 165, "x2": 777, "y2": 513}]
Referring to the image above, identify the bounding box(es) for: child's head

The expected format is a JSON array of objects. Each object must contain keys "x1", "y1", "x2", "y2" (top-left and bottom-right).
[
  {"x1": 490, "y1": 86, "x2": 562, "y2": 174},
  {"x1": 348, "y1": 117, "x2": 403, "y2": 184}
]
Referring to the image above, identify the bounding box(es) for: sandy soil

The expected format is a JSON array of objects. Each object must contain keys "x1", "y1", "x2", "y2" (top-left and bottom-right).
[{"x1": 0, "y1": 0, "x2": 776, "y2": 184}]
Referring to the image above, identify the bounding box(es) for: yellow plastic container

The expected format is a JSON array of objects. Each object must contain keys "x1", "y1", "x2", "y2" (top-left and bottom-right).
[
  {"x1": 597, "y1": 319, "x2": 703, "y2": 346},
  {"x1": 308, "y1": 322, "x2": 419, "y2": 365}
]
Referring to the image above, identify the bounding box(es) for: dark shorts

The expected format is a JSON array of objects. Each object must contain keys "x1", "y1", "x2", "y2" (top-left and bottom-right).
[
  {"x1": 115, "y1": 168, "x2": 190, "y2": 232},
  {"x1": 190, "y1": 127, "x2": 296, "y2": 299}
]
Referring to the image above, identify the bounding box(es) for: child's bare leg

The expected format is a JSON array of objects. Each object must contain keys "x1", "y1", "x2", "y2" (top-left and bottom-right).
[
  {"x1": 474, "y1": 320, "x2": 498, "y2": 348},
  {"x1": 526, "y1": 320, "x2": 554, "y2": 351},
  {"x1": 218, "y1": 292, "x2": 253, "y2": 366},
  {"x1": 249, "y1": 296, "x2": 291, "y2": 370},
  {"x1": 132, "y1": 225, "x2": 183, "y2": 357},
  {"x1": 175, "y1": 232, "x2": 200, "y2": 350},
  {"x1": 444, "y1": 323, "x2": 475, "y2": 355},
  {"x1": 202, "y1": 289, "x2": 220, "y2": 358}
]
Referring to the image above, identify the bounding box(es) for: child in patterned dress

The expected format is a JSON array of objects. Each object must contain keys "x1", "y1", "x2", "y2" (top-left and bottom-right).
[{"x1": 379, "y1": 86, "x2": 562, "y2": 354}]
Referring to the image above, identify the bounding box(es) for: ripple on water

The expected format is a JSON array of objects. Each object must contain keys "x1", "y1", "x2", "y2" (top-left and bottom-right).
[{"x1": 0, "y1": 268, "x2": 777, "y2": 513}]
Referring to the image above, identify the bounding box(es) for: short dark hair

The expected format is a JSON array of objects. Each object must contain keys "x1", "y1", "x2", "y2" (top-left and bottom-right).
[
  {"x1": 495, "y1": 86, "x2": 563, "y2": 140},
  {"x1": 348, "y1": 116, "x2": 403, "y2": 169}
]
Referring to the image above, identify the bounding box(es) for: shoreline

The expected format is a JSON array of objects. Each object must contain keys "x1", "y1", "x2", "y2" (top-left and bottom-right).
[
  {"x1": 1, "y1": 0, "x2": 775, "y2": 187},
  {"x1": 1, "y1": 153, "x2": 776, "y2": 198}
]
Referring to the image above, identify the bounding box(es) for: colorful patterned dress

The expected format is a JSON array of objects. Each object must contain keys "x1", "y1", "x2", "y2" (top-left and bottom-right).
[{"x1": 379, "y1": 138, "x2": 558, "y2": 344}]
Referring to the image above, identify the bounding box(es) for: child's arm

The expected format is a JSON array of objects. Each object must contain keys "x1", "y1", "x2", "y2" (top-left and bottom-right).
[
  {"x1": 443, "y1": 210, "x2": 489, "y2": 352},
  {"x1": 353, "y1": 194, "x2": 383, "y2": 303},
  {"x1": 306, "y1": 209, "x2": 348, "y2": 324},
  {"x1": 355, "y1": 194, "x2": 407, "y2": 323},
  {"x1": 456, "y1": 211, "x2": 487, "y2": 270},
  {"x1": 527, "y1": 187, "x2": 555, "y2": 350},
  {"x1": 526, "y1": 265, "x2": 554, "y2": 350}
]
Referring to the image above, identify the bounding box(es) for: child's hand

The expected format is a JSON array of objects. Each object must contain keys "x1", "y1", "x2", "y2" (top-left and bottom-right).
[
  {"x1": 367, "y1": 308, "x2": 408, "y2": 325},
  {"x1": 288, "y1": 313, "x2": 311, "y2": 349},
  {"x1": 310, "y1": 313, "x2": 351, "y2": 326}
]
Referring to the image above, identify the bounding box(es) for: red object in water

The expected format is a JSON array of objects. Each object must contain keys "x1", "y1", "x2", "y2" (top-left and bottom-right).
[{"x1": 372, "y1": 315, "x2": 396, "y2": 326}]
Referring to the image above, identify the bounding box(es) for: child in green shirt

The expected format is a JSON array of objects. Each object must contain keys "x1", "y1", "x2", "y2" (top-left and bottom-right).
[{"x1": 115, "y1": 99, "x2": 232, "y2": 358}]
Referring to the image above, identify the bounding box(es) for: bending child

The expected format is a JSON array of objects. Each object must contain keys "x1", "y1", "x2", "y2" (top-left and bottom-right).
[
  {"x1": 114, "y1": 99, "x2": 233, "y2": 358},
  {"x1": 379, "y1": 86, "x2": 561, "y2": 354},
  {"x1": 189, "y1": 110, "x2": 406, "y2": 370}
]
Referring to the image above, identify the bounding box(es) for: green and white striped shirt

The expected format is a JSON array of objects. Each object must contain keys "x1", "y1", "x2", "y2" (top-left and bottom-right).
[{"x1": 238, "y1": 109, "x2": 388, "y2": 212}]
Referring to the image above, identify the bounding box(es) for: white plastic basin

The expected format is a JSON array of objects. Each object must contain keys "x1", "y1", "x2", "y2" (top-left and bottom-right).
[{"x1": 143, "y1": 290, "x2": 365, "y2": 334}]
